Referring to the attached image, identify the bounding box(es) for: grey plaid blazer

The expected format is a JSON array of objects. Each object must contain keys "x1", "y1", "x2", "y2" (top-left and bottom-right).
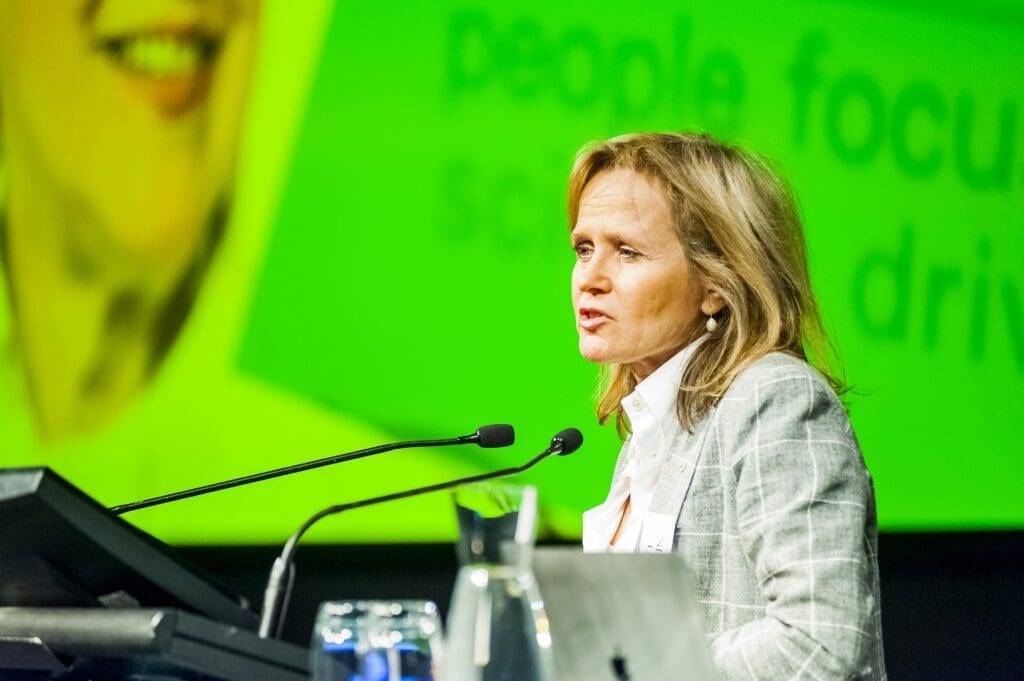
[{"x1": 610, "y1": 352, "x2": 886, "y2": 680}]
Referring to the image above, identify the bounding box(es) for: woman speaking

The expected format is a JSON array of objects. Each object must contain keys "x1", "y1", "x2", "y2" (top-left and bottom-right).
[{"x1": 570, "y1": 132, "x2": 885, "y2": 679}]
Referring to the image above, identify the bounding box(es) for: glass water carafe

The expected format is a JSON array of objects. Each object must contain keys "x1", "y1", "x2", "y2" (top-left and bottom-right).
[{"x1": 441, "y1": 484, "x2": 557, "y2": 681}]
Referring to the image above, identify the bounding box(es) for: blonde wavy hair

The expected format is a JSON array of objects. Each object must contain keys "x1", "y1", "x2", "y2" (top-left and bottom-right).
[{"x1": 567, "y1": 132, "x2": 845, "y2": 437}]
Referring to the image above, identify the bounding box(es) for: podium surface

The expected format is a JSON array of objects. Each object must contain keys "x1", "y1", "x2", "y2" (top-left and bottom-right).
[
  {"x1": 0, "y1": 607, "x2": 308, "y2": 680},
  {"x1": 0, "y1": 468, "x2": 308, "y2": 680}
]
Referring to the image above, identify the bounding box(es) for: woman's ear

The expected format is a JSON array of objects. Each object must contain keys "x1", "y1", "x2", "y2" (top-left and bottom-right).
[{"x1": 700, "y1": 291, "x2": 725, "y2": 316}]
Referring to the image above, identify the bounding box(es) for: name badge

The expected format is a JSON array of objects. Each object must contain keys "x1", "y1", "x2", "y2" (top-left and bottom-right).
[{"x1": 640, "y1": 512, "x2": 676, "y2": 553}]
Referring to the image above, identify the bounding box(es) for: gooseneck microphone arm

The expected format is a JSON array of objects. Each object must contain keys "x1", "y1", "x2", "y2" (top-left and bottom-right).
[
  {"x1": 257, "y1": 427, "x2": 583, "y2": 639},
  {"x1": 110, "y1": 424, "x2": 515, "y2": 515}
]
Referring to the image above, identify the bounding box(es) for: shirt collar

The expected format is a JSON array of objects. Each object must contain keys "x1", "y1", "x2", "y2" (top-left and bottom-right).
[{"x1": 626, "y1": 336, "x2": 704, "y2": 425}]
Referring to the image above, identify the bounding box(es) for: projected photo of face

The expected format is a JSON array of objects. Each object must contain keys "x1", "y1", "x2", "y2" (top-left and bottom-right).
[{"x1": 0, "y1": 0, "x2": 259, "y2": 441}]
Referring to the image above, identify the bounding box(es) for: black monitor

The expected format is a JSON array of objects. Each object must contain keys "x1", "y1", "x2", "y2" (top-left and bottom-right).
[{"x1": 0, "y1": 467, "x2": 257, "y2": 630}]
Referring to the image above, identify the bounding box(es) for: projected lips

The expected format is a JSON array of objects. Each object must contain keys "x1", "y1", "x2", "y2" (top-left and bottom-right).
[{"x1": 95, "y1": 30, "x2": 221, "y2": 117}]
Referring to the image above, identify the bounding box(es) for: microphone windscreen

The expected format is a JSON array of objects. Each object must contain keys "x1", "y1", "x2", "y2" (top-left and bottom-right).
[
  {"x1": 552, "y1": 427, "x2": 583, "y2": 455},
  {"x1": 476, "y1": 424, "x2": 515, "y2": 448}
]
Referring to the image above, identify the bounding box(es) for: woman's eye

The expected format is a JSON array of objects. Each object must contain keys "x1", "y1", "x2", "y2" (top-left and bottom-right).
[
  {"x1": 574, "y1": 243, "x2": 593, "y2": 259},
  {"x1": 620, "y1": 246, "x2": 641, "y2": 259}
]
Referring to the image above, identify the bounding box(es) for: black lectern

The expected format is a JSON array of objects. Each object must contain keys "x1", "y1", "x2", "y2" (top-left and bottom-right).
[{"x1": 0, "y1": 468, "x2": 308, "y2": 680}]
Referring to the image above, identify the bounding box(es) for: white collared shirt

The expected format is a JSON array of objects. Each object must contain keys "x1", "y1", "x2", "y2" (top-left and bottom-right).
[{"x1": 582, "y1": 341, "x2": 700, "y2": 553}]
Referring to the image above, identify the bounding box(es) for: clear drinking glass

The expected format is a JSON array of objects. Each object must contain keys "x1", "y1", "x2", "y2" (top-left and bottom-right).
[{"x1": 311, "y1": 599, "x2": 442, "y2": 681}]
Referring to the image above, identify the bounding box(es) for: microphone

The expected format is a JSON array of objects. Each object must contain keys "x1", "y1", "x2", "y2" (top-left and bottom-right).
[
  {"x1": 110, "y1": 424, "x2": 515, "y2": 515},
  {"x1": 550, "y1": 427, "x2": 582, "y2": 456},
  {"x1": 258, "y1": 427, "x2": 583, "y2": 639}
]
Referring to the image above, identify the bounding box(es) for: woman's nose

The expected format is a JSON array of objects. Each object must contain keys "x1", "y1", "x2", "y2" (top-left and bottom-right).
[{"x1": 574, "y1": 254, "x2": 612, "y2": 294}]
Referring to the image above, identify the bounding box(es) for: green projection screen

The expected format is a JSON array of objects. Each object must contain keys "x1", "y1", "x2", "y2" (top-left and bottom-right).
[{"x1": 1, "y1": 0, "x2": 1021, "y2": 543}]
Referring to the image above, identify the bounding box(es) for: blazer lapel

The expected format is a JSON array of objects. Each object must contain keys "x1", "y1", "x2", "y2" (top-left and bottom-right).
[{"x1": 647, "y1": 413, "x2": 714, "y2": 535}]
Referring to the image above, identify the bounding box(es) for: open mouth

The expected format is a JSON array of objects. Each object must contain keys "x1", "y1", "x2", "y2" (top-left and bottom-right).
[
  {"x1": 578, "y1": 308, "x2": 610, "y2": 331},
  {"x1": 93, "y1": 30, "x2": 223, "y2": 116},
  {"x1": 97, "y1": 31, "x2": 221, "y2": 78}
]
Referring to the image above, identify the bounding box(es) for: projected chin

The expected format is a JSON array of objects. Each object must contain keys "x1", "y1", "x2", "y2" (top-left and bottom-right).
[{"x1": 0, "y1": 0, "x2": 260, "y2": 441}]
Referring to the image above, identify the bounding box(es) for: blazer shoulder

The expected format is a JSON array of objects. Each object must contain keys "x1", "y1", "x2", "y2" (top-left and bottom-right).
[
  {"x1": 726, "y1": 351, "x2": 833, "y2": 396},
  {"x1": 714, "y1": 352, "x2": 853, "y2": 448},
  {"x1": 704, "y1": 350, "x2": 856, "y2": 466}
]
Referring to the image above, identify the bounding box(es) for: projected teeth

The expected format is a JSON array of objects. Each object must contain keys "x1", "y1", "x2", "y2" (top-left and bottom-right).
[
  {"x1": 99, "y1": 34, "x2": 219, "y2": 78},
  {"x1": 123, "y1": 38, "x2": 200, "y2": 76}
]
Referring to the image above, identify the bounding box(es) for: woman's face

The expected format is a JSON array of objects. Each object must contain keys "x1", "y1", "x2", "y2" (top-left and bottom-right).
[
  {"x1": 0, "y1": 0, "x2": 258, "y2": 269},
  {"x1": 571, "y1": 168, "x2": 709, "y2": 380}
]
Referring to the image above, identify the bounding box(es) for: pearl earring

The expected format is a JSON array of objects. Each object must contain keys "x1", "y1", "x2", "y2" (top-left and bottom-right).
[{"x1": 706, "y1": 315, "x2": 718, "y2": 333}]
